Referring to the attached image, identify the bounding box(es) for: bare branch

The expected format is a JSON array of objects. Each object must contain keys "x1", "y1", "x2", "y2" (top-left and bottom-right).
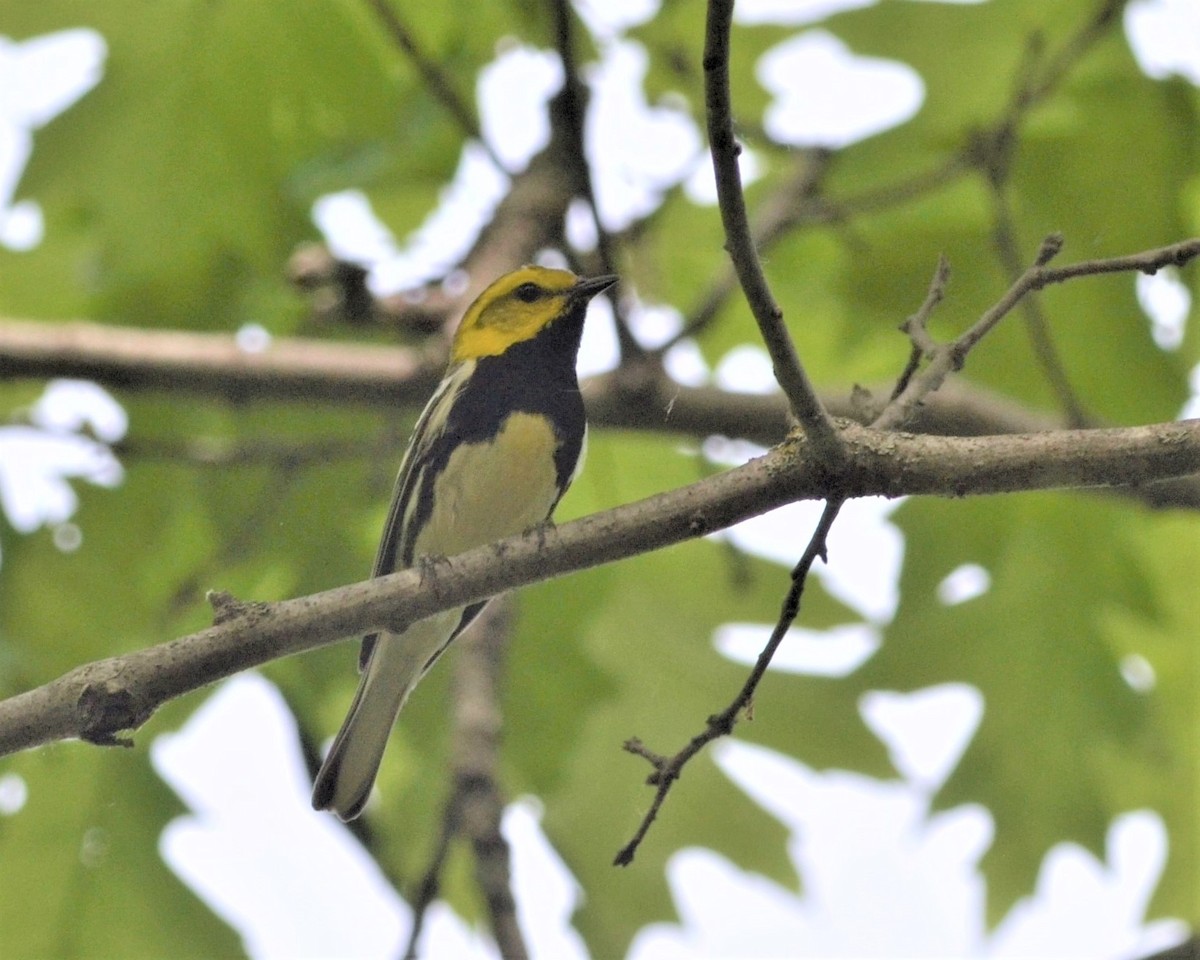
[
  {"x1": 452, "y1": 602, "x2": 527, "y2": 960},
  {"x1": 403, "y1": 602, "x2": 527, "y2": 960},
  {"x1": 666, "y1": 150, "x2": 834, "y2": 347},
  {"x1": 547, "y1": 0, "x2": 637, "y2": 361},
  {"x1": 5, "y1": 418, "x2": 1200, "y2": 756},
  {"x1": 615, "y1": 496, "x2": 844, "y2": 866},
  {"x1": 703, "y1": 0, "x2": 843, "y2": 463},
  {"x1": 0, "y1": 313, "x2": 1060, "y2": 443},
  {"x1": 873, "y1": 236, "x2": 1200, "y2": 431},
  {"x1": 989, "y1": 188, "x2": 1092, "y2": 426},
  {"x1": 361, "y1": 0, "x2": 505, "y2": 170},
  {"x1": 402, "y1": 799, "x2": 459, "y2": 960},
  {"x1": 0, "y1": 317, "x2": 444, "y2": 406},
  {"x1": 889, "y1": 255, "x2": 952, "y2": 401}
]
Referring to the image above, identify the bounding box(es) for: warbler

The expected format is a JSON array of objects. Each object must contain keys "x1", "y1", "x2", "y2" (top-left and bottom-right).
[{"x1": 312, "y1": 265, "x2": 618, "y2": 821}]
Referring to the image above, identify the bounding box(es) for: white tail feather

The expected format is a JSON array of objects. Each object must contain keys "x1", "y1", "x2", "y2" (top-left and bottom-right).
[{"x1": 312, "y1": 611, "x2": 460, "y2": 820}]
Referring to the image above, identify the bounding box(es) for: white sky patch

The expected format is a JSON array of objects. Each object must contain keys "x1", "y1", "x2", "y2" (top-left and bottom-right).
[
  {"x1": 32, "y1": 379, "x2": 127, "y2": 443},
  {"x1": 700, "y1": 730, "x2": 1182, "y2": 958},
  {"x1": 316, "y1": 40, "x2": 570, "y2": 288},
  {"x1": 988, "y1": 812, "x2": 1188, "y2": 959},
  {"x1": 478, "y1": 43, "x2": 562, "y2": 172},
  {"x1": 735, "y1": 0, "x2": 876, "y2": 25},
  {"x1": 1137, "y1": 268, "x2": 1191, "y2": 351},
  {"x1": 575, "y1": 292, "x2": 621, "y2": 378},
  {"x1": 0, "y1": 198, "x2": 41, "y2": 250},
  {"x1": 759, "y1": 31, "x2": 924, "y2": 148},
  {"x1": 236, "y1": 323, "x2": 272, "y2": 354},
  {"x1": 504, "y1": 800, "x2": 589, "y2": 960},
  {"x1": 152, "y1": 675, "x2": 410, "y2": 960},
  {"x1": 1178, "y1": 362, "x2": 1200, "y2": 420},
  {"x1": 692, "y1": 739, "x2": 994, "y2": 959},
  {"x1": 313, "y1": 144, "x2": 510, "y2": 295},
  {"x1": 312, "y1": 190, "x2": 400, "y2": 266},
  {"x1": 630, "y1": 847, "x2": 814, "y2": 959},
  {"x1": 1120, "y1": 653, "x2": 1157, "y2": 694},
  {"x1": 626, "y1": 298, "x2": 684, "y2": 350},
  {"x1": 585, "y1": 40, "x2": 702, "y2": 230},
  {"x1": 725, "y1": 494, "x2": 905, "y2": 624},
  {"x1": 152, "y1": 676, "x2": 594, "y2": 960},
  {"x1": 572, "y1": 0, "x2": 660, "y2": 39},
  {"x1": 715, "y1": 621, "x2": 880, "y2": 676},
  {"x1": 0, "y1": 772, "x2": 28, "y2": 815},
  {"x1": 663, "y1": 338, "x2": 710, "y2": 387},
  {"x1": 860, "y1": 684, "x2": 983, "y2": 791},
  {"x1": 714, "y1": 343, "x2": 777, "y2": 394},
  {"x1": 702, "y1": 434, "x2": 769, "y2": 467},
  {"x1": 937, "y1": 562, "x2": 991, "y2": 606},
  {"x1": 564, "y1": 197, "x2": 599, "y2": 253},
  {"x1": 0, "y1": 380, "x2": 125, "y2": 547},
  {"x1": 735, "y1": 0, "x2": 994, "y2": 29},
  {"x1": 0, "y1": 29, "x2": 106, "y2": 251},
  {"x1": 1125, "y1": 0, "x2": 1200, "y2": 84}
]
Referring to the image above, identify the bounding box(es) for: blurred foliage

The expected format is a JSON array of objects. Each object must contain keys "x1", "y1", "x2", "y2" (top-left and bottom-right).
[{"x1": 0, "y1": 0, "x2": 1198, "y2": 957}]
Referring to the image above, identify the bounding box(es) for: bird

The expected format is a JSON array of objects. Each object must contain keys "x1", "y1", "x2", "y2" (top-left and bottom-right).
[{"x1": 312, "y1": 264, "x2": 618, "y2": 821}]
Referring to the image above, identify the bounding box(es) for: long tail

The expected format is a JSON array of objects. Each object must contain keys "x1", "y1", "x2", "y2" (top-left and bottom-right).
[{"x1": 312, "y1": 611, "x2": 459, "y2": 821}]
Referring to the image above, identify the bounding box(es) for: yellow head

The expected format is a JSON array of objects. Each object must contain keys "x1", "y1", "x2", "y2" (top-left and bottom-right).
[{"x1": 450, "y1": 265, "x2": 616, "y2": 363}]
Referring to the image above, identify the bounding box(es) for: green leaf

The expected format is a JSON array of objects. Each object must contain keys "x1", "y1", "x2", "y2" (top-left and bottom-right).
[
  {"x1": 871, "y1": 493, "x2": 1180, "y2": 922},
  {"x1": 0, "y1": 747, "x2": 241, "y2": 957}
]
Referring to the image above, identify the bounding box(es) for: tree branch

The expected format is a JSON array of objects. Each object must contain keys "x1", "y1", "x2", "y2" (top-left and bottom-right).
[
  {"x1": 8, "y1": 303, "x2": 1200, "y2": 510},
  {"x1": 872, "y1": 235, "x2": 1200, "y2": 431},
  {"x1": 0, "y1": 318, "x2": 444, "y2": 406},
  {"x1": 0, "y1": 313, "x2": 1071, "y2": 440},
  {"x1": 360, "y1": 0, "x2": 505, "y2": 170},
  {"x1": 547, "y1": 0, "x2": 636, "y2": 360},
  {"x1": 615, "y1": 496, "x2": 844, "y2": 866},
  {"x1": 402, "y1": 601, "x2": 526, "y2": 960},
  {"x1": 452, "y1": 602, "x2": 527, "y2": 960},
  {"x1": 703, "y1": 0, "x2": 843, "y2": 462},
  {"x1": 5, "y1": 418, "x2": 1200, "y2": 756}
]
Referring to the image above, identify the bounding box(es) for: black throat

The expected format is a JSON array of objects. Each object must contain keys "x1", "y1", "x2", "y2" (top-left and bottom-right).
[{"x1": 443, "y1": 305, "x2": 588, "y2": 488}]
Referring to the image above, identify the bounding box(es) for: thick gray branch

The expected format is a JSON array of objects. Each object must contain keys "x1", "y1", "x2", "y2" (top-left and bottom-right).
[
  {"x1": 0, "y1": 318, "x2": 444, "y2": 405},
  {"x1": 2, "y1": 418, "x2": 1199, "y2": 757}
]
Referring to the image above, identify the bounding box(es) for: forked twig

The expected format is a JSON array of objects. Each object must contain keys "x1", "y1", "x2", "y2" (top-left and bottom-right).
[
  {"x1": 614, "y1": 497, "x2": 845, "y2": 866},
  {"x1": 873, "y1": 236, "x2": 1200, "y2": 431}
]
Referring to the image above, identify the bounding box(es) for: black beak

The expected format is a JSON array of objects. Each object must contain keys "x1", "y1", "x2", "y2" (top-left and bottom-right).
[{"x1": 573, "y1": 274, "x2": 618, "y2": 301}]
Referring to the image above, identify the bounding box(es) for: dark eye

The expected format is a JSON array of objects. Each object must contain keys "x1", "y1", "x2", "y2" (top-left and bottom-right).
[{"x1": 514, "y1": 282, "x2": 541, "y2": 303}]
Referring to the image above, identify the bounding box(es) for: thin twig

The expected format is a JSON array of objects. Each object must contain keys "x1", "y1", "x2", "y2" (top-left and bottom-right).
[
  {"x1": 837, "y1": 155, "x2": 971, "y2": 220},
  {"x1": 990, "y1": 190, "x2": 1092, "y2": 426},
  {"x1": 402, "y1": 604, "x2": 528, "y2": 959},
  {"x1": 872, "y1": 236, "x2": 1200, "y2": 431},
  {"x1": 402, "y1": 797, "x2": 461, "y2": 960},
  {"x1": 950, "y1": 0, "x2": 1129, "y2": 429},
  {"x1": 663, "y1": 151, "x2": 833, "y2": 348},
  {"x1": 666, "y1": 0, "x2": 1123, "y2": 359},
  {"x1": 453, "y1": 603, "x2": 527, "y2": 960},
  {"x1": 548, "y1": 0, "x2": 638, "y2": 360},
  {"x1": 702, "y1": 0, "x2": 844, "y2": 463},
  {"x1": 361, "y1": 0, "x2": 506, "y2": 171},
  {"x1": 889, "y1": 255, "x2": 952, "y2": 401},
  {"x1": 614, "y1": 497, "x2": 844, "y2": 866},
  {"x1": 1018, "y1": 0, "x2": 1127, "y2": 109}
]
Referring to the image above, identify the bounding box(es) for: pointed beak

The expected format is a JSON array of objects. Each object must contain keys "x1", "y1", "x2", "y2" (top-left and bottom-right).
[{"x1": 573, "y1": 274, "x2": 618, "y2": 301}]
